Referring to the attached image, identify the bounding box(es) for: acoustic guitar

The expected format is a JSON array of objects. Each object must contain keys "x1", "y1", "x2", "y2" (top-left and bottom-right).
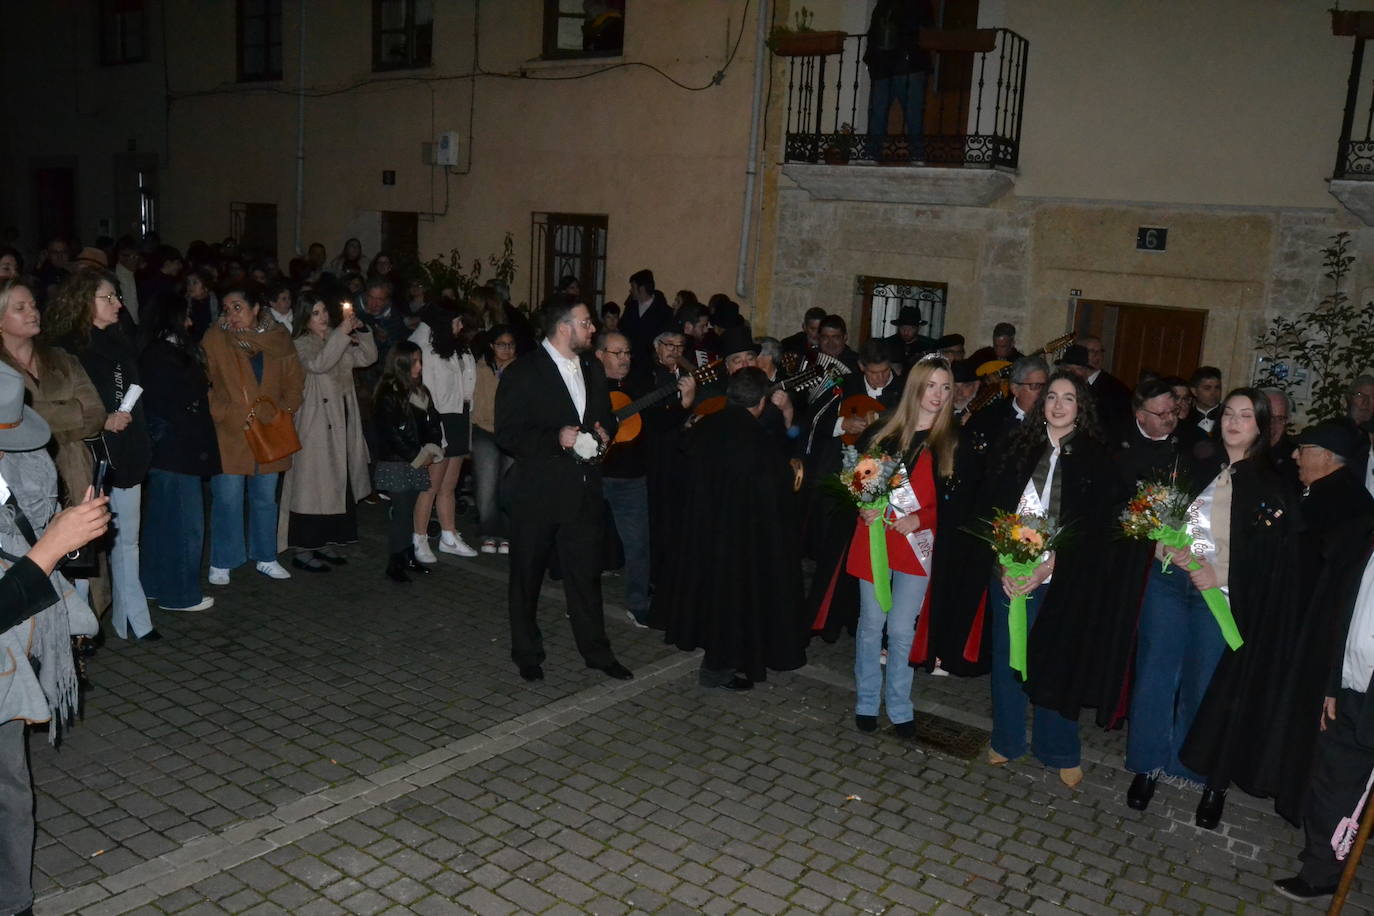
[
  {"x1": 966, "y1": 332, "x2": 1077, "y2": 415},
  {"x1": 837, "y1": 394, "x2": 889, "y2": 445},
  {"x1": 692, "y1": 364, "x2": 837, "y2": 418},
  {"x1": 608, "y1": 360, "x2": 722, "y2": 444}
]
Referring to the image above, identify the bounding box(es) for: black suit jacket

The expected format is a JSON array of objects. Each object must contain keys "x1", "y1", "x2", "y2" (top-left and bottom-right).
[
  {"x1": 495, "y1": 346, "x2": 617, "y2": 523},
  {"x1": 1324, "y1": 525, "x2": 1374, "y2": 740},
  {"x1": 618, "y1": 292, "x2": 673, "y2": 368}
]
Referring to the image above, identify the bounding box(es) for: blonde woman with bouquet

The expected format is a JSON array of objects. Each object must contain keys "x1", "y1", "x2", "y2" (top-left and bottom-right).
[{"x1": 843, "y1": 355, "x2": 956, "y2": 738}]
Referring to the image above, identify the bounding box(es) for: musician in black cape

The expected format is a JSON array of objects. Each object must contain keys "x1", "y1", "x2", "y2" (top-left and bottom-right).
[
  {"x1": 660, "y1": 368, "x2": 807, "y2": 689},
  {"x1": 641, "y1": 329, "x2": 697, "y2": 615}
]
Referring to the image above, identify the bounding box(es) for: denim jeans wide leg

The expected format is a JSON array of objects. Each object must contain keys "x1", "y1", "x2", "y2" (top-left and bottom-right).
[
  {"x1": 1126, "y1": 565, "x2": 1226, "y2": 778},
  {"x1": 855, "y1": 571, "x2": 928, "y2": 724},
  {"x1": 471, "y1": 427, "x2": 512, "y2": 539},
  {"x1": 108, "y1": 484, "x2": 152, "y2": 638},
  {"x1": 246, "y1": 472, "x2": 280, "y2": 564},
  {"x1": 210, "y1": 473, "x2": 247, "y2": 570},
  {"x1": 142, "y1": 470, "x2": 206, "y2": 609},
  {"x1": 988, "y1": 578, "x2": 1079, "y2": 765},
  {"x1": 603, "y1": 476, "x2": 651, "y2": 615}
]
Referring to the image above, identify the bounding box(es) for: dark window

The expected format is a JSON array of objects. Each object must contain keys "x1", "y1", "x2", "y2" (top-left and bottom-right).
[
  {"x1": 230, "y1": 202, "x2": 279, "y2": 258},
  {"x1": 531, "y1": 213, "x2": 608, "y2": 310},
  {"x1": 542, "y1": 0, "x2": 624, "y2": 59},
  {"x1": 99, "y1": 0, "x2": 148, "y2": 66},
  {"x1": 238, "y1": 0, "x2": 283, "y2": 81},
  {"x1": 374, "y1": 0, "x2": 433, "y2": 71},
  {"x1": 858, "y1": 276, "x2": 947, "y2": 343}
]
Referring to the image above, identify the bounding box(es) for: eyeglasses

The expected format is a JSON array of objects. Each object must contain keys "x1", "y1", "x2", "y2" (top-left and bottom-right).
[
  {"x1": 1014, "y1": 381, "x2": 1045, "y2": 391},
  {"x1": 96, "y1": 293, "x2": 122, "y2": 305},
  {"x1": 1139, "y1": 407, "x2": 1175, "y2": 420},
  {"x1": 601, "y1": 349, "x2": 632, "y2": 357},
  {"x1": 564, "y1": 318, "x2": 595, "y2": 328},
  {"x1": 657, "y1": 342, "x2": 684, "y2": 351},
  {"x1": 492, "y1": 341, "x2": 516, "y2": 349}
]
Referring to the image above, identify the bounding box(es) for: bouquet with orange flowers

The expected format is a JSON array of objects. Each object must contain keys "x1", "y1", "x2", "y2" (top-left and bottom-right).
[
  {"x1": 967, "y1": 510, "x2": 1066, "y2": 678},
  {"x1": 832, "y1": 445, "x2": 905, "y2": 612},
  {"x1": 1120, "y1": 476, "x2": 1242, "y2": 651}
]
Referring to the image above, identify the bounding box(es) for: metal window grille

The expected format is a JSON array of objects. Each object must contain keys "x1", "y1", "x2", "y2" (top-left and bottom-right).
[
  {"x1": 530, "y1": 213, "x2": 608, "y2": 311},
  {"x1": 238, "y1": 0, "x2": 283, "y2": 82},
  {"x1": 374, "y1": 0, "x2": 433, "y2": 71},
  {"x1": 859, "y1": 277, "x2": 948, "y2": 342}
]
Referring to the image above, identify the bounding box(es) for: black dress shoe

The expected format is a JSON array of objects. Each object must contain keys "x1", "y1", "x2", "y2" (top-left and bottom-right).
[
  {"x1": 596, "y1": 661, "x2": 633, "y2": 680},
  {"x1": 385, "y1": 554, "x2": 411, "y2": 583},
  {"x1": 519, "y1": 664, "x2": 545, "y2": 682},
  {"x1": 1126, "y1": 772, "x2": 1157, "y2": 811},
  {"x1": 138, "y1": 629, "x2": 163, "y2": 642},
  {"x1": 315, "y1": 550, "x2": 348, "y2": 566},
  {"x1": 291, "y1": 555, "x2": 330, "y2": 572},
  {"x1": 855, "y1": 714, "x2": 878, "y2": 733},
  {"x1": 893, "y1": 720, "x2": 916, "y2": 739},
  {"x1": 718, "y1": 675, "x2": 753, "y2": 691},
  {"x1": 1273, "y1": 875, "x2": 1338, "y2": 902},
  {"x1": 1195, "y1": 788, "x2": 1226, "y2": 830}
]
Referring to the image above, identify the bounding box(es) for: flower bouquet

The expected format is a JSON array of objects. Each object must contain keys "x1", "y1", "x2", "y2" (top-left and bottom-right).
[
  {"x1": 1120, "y1": 477, "x2": 1242, "y2": 651},
  {"x1": 966, "y1": 510, "x2": 1066, "y2": 679},
  {"x1": 830, "y1": 444, "x2": 904, "y2": 613}
]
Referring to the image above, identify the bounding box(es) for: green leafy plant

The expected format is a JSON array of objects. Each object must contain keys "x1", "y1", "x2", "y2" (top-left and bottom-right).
[
  {"x1": 420, "y1": 231, "x2": 516, "y2": 302},
  {"x1": 1255, "y1": 230, "x2": 1374, "y2": 419},
  {"x1": 767, "y1": 5, "x2": 815, "y2": 49}
]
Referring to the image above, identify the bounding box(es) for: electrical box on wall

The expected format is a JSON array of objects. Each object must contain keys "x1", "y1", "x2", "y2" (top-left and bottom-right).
[{"x1": 435, "y1": 131, "x2": 461, "y2": 166}]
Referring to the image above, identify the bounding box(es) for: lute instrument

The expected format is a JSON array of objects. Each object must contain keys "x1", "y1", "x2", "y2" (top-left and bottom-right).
[
  {"x1": 966, "y1": 332, "x2": 1077, "y2": 415},
  {"x1": 608, "y1": 360, "x2": 722, "y2": 443},
  {"x1": 692, "y1": 364, "x2": 838, "y2": 418}
]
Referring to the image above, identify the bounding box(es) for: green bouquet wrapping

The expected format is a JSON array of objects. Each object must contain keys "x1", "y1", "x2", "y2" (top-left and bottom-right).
[
  {"x1": 965, "y1": 511, "x2": 1066, "y2": 679},
  {"x1": 829, "y1": 444, "x2": 904, "y2": 613}
]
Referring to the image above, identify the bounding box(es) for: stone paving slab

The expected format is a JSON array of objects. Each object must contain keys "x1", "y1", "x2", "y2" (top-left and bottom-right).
[{"x1": 25, "y1": 502, "x2": 1374, "y2": 913}]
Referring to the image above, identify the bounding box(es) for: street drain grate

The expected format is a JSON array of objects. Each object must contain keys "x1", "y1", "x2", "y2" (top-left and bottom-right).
[{"x1": 908, "y1": 711, "x2": 990, "y2": 760}]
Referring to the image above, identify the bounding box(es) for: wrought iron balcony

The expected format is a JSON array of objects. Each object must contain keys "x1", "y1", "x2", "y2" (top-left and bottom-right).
[
  {"x1": 1334, "y1": 18, "x2": 1374, "y2": 179},
  {"x1": 779, "y1": 28, "x2": 1028, "y2": 169}
]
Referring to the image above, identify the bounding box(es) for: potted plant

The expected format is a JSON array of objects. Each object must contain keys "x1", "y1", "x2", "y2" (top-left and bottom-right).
[
  {"x1": 823, "y1": 123, "x2": 855, "y2": 165},
  {"x1": 769, "y1": 6, "x2": 847, "y2": 57}
]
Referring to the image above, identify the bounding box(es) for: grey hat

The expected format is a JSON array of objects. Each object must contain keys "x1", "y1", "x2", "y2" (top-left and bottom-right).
[{"x1": 0, "y1": 362, "x2": 51, "y2": 452}]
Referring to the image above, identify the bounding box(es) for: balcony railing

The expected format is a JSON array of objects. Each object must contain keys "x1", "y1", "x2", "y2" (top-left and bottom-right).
[
  {"x1": 1335, "y1": 31, "x2": 1374, "y2": 178},
  {"x1": 780, "y1": 28, "x2": 1028, "y2": 169}
]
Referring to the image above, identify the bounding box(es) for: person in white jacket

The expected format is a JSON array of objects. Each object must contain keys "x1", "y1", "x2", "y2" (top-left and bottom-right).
[{"x1": 409, "y1": 303, "x2": 479, "y2": 559}]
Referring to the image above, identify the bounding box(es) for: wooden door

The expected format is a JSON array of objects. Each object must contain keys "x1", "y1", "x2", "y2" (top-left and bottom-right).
[{"x1": 1076, "y1": 299, "x2": 1206, "y2": 388}]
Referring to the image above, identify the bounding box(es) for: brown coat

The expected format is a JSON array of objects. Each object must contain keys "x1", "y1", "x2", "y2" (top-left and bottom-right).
[
  {"x1": 203, "y1": 321, "x2": 305, "y2": 476},
  {"x1": 21, "y1": 347, "x2": 106, "y2": 505}
]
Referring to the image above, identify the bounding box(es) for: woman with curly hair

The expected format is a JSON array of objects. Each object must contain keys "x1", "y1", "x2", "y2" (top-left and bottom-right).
[
  {"x1": 44, "y1": 270, "x2": 156, "y2": 639},
  {"x1": 974, "y1": 369, "x2": 1124, "y2": 788},
  {"x1": 202, "y1": 285, "x2": 305, "y2": 585}
]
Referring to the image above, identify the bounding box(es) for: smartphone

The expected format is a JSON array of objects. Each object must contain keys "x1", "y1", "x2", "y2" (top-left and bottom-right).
[{"x1": 92, "y1": 459, "x2": 110, "y2": 495}]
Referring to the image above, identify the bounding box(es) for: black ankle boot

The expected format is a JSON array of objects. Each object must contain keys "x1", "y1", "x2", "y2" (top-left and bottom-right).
[
  {"x1": 405, "y1": 548, "x2": 432, "y2": 573},
  {"x1": 1127, "y1": 772, "x2": 1158, "y2": 811},
  {"x1": 385, "y1": 553, "x2": 411, "y2": 583},
  {"x1": 1195, "y1": 788, "x2": 1226, "y2": 830}
]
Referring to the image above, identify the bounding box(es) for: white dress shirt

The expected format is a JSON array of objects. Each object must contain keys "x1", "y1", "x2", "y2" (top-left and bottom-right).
[
  {"x1": 1341, "y1": 550, "x2": 1374, "y2": 692},
  {"x1": 542, "y1": 338, "x2": 586, "y2": 421},
  {"x1": 116, "y1": 264, "x2": 140, "y2": 324},
  {"x1": 1365, "y1": 451, "x2": 1374, "y2": 501},
  {"x1": 831, "y1": 373, "x2": 893, "y2": 438}
]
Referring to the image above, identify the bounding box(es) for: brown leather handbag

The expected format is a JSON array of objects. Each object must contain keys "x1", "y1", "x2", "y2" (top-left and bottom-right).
[{"x1": 236, "y1": 346, "x2": 301, "y2": 464}]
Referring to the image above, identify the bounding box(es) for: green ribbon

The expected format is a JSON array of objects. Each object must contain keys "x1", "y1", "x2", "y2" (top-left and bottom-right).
[
  {"x1": 1147, "y1": 526, "x2": 1244, "y2": 651},
  {"x1": 997, "y1": 554, "x2": 1039, "y2": 679},
  {"x1": 860, "y1": 499, "x2": 892, "y2": 613}
]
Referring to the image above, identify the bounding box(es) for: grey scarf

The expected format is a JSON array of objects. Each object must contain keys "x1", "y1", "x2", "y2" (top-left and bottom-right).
[{"x1": 0, "y1": 450, "x2": 97, "y2": 743}]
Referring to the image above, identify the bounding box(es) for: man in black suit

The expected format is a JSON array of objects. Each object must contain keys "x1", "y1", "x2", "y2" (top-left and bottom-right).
[
  {"x1": 1113, "y1": 379, "x2": 1188, "y2": 489},
  {"x1": 495, "y1": 295, "x2": 633, "y2": 683},
  {"x1": 780, "y1": 307, "x2": 826, "y2": 363},
  {"x1": 618, "y1": 269, "x2": 673, "y2": 369},
  {"x1": 1079, "y1": 336, "x2": 1133, "y2": 432},
  {"x1": 1185, "y1": 366, "x2": 1223, "y2": 439}
]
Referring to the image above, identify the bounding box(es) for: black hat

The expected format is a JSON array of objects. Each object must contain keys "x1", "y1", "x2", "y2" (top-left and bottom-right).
[
  {"x1": 1057, "y1": 344, "x2": 1091, "y2": 368},
  {"x1": 1297, "y1": 420, "x2": 1362, "y2": 464},
  {"x1": 712, "y1": 300, "x2": 743, "y2": 329},
  {"x1": 718, "y1": 323, "x2": 759, "y2": 358},
  {"x1": 951, "y1": 360, "x2": 979, "y2": 384},
  {"x1": 937, "y1": 333, "x2": 965, "y2": 349},
  {"x1": 890, "y1": 305, "x2": 927, "y2": 328}
]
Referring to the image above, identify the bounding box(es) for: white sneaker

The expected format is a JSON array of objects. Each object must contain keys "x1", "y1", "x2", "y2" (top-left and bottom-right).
[
  {"x1": 160, "y1": 597, "x2": 215, "y2": 612},
  {"x1": 497, "y1": 540, "x2": 510, "y2": 555},
  {"x1": 438, "y1": 531, "x2": 478, "y2": 557},
  {"x1": 208, "y1": 567, "x2": 230, "y2": 586},
  {"x1": 412, "y1": 534, "x2": 438, "y2": 564},
  {"x1": 480, "y1": 538, "x2": 498, "y2": 555},
  {"x1": 255, "y1": 560, "x2": 292, "y2": 580}
]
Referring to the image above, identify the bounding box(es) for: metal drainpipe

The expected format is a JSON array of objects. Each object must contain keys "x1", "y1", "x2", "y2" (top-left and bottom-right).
[
  {"x1": 293, "y1": 0, "x2": 306, "y2": 255},
  {"x1": 735, "y1": 0, "x2": 770, "y2": 300}
]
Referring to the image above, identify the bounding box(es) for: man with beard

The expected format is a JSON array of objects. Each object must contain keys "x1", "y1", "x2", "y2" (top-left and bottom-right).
[
  {"x1": 661, "y1": 368, "x2": 807, "y2": 689},
  {"x1": 495, "y1": 295, "x2": 633, "y2": 683},
  {"x1": 881, "y1": 305, "x2": 938, "y2": 370}
]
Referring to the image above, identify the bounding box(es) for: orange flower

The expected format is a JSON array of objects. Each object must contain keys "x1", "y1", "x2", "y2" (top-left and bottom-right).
[{"x1": 853, "y1": 458, "x2": 879, "y2": 484}]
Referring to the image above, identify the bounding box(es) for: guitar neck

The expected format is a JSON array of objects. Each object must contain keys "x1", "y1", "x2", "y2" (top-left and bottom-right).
[{"x1": 614, "y1": 382, "x2": 679, "y2": 420}]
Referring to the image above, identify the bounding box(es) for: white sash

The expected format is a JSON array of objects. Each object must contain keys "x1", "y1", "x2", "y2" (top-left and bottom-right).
[{"x1": 888, "y1": 462, "x2": 934, "y2": 575}]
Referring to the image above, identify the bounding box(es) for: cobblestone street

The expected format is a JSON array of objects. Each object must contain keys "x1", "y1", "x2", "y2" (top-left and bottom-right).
[{"x1": 24, "y1": 504, "x2": 1370, "y2": 914}]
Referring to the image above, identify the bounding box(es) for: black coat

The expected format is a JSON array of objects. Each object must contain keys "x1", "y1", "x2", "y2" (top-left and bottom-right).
[
  {"x1": 618, "y1": 292, "x2": 673, "y2": 369},
  {"x1": 1177, "y1": 458, "x2": 1301, "y2": 794},
  {"x1": 1087, "y1": 370, "x2": 1132, "y2": 434},
  {"x1": 71, "y1": 326, "x2": 151, "y2": 488},
  {"x1": 138, "y1": 338, "x2": 220, "y2": 478},
  {"x1": 495, "y1": 346, "x2": 616, "y2": 523},
  {"x1": 374, "y1": 384, "x2": 443, "y2": 463},
  {"x1": 661, "y1": 405, "x2": 807, "y2": 679}
]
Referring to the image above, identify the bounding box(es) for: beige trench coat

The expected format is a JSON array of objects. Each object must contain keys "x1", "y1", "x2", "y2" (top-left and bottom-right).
[{"x1": 277, "y1": 325, "x2": 377, "y2": 548}]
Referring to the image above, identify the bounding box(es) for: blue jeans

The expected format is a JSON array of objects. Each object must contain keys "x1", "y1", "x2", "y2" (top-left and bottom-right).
[
  {"x1": 603, "y1": 476, "x2": 650, "y2": 615},
  {"x1": 142, "y1": 470, "x2": 206, "y2": 609},
  {"x1": 988, "y1": 578, "x2": 1081, "y2": 767},
  {"x1": 210, "y1": 472, "x2": 280, "y2": 569},
  {"x1": 856, "y1": 571, "x2": 928, "y2": 724},
  {"x1": 866, "y1": 72, "x2": 927, "y2": 160},
  {"x1": 109, "y1": 484, "x2": 152, "y2": 638},
  {"x1": 1126, "y1": 563, "x2": 1227, "y2": 780},
  {"x1": 0, "y1": 721, "x2": 33, "y2": 914},
  {"x1": 471, "y1": 426, "x2": 512, "y2": 539}
]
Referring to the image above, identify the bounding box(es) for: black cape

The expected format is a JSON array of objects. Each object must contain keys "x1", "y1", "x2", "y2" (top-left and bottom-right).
[{"x1": 660, "y1": 406, "x2": 808, "y2": 679}]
